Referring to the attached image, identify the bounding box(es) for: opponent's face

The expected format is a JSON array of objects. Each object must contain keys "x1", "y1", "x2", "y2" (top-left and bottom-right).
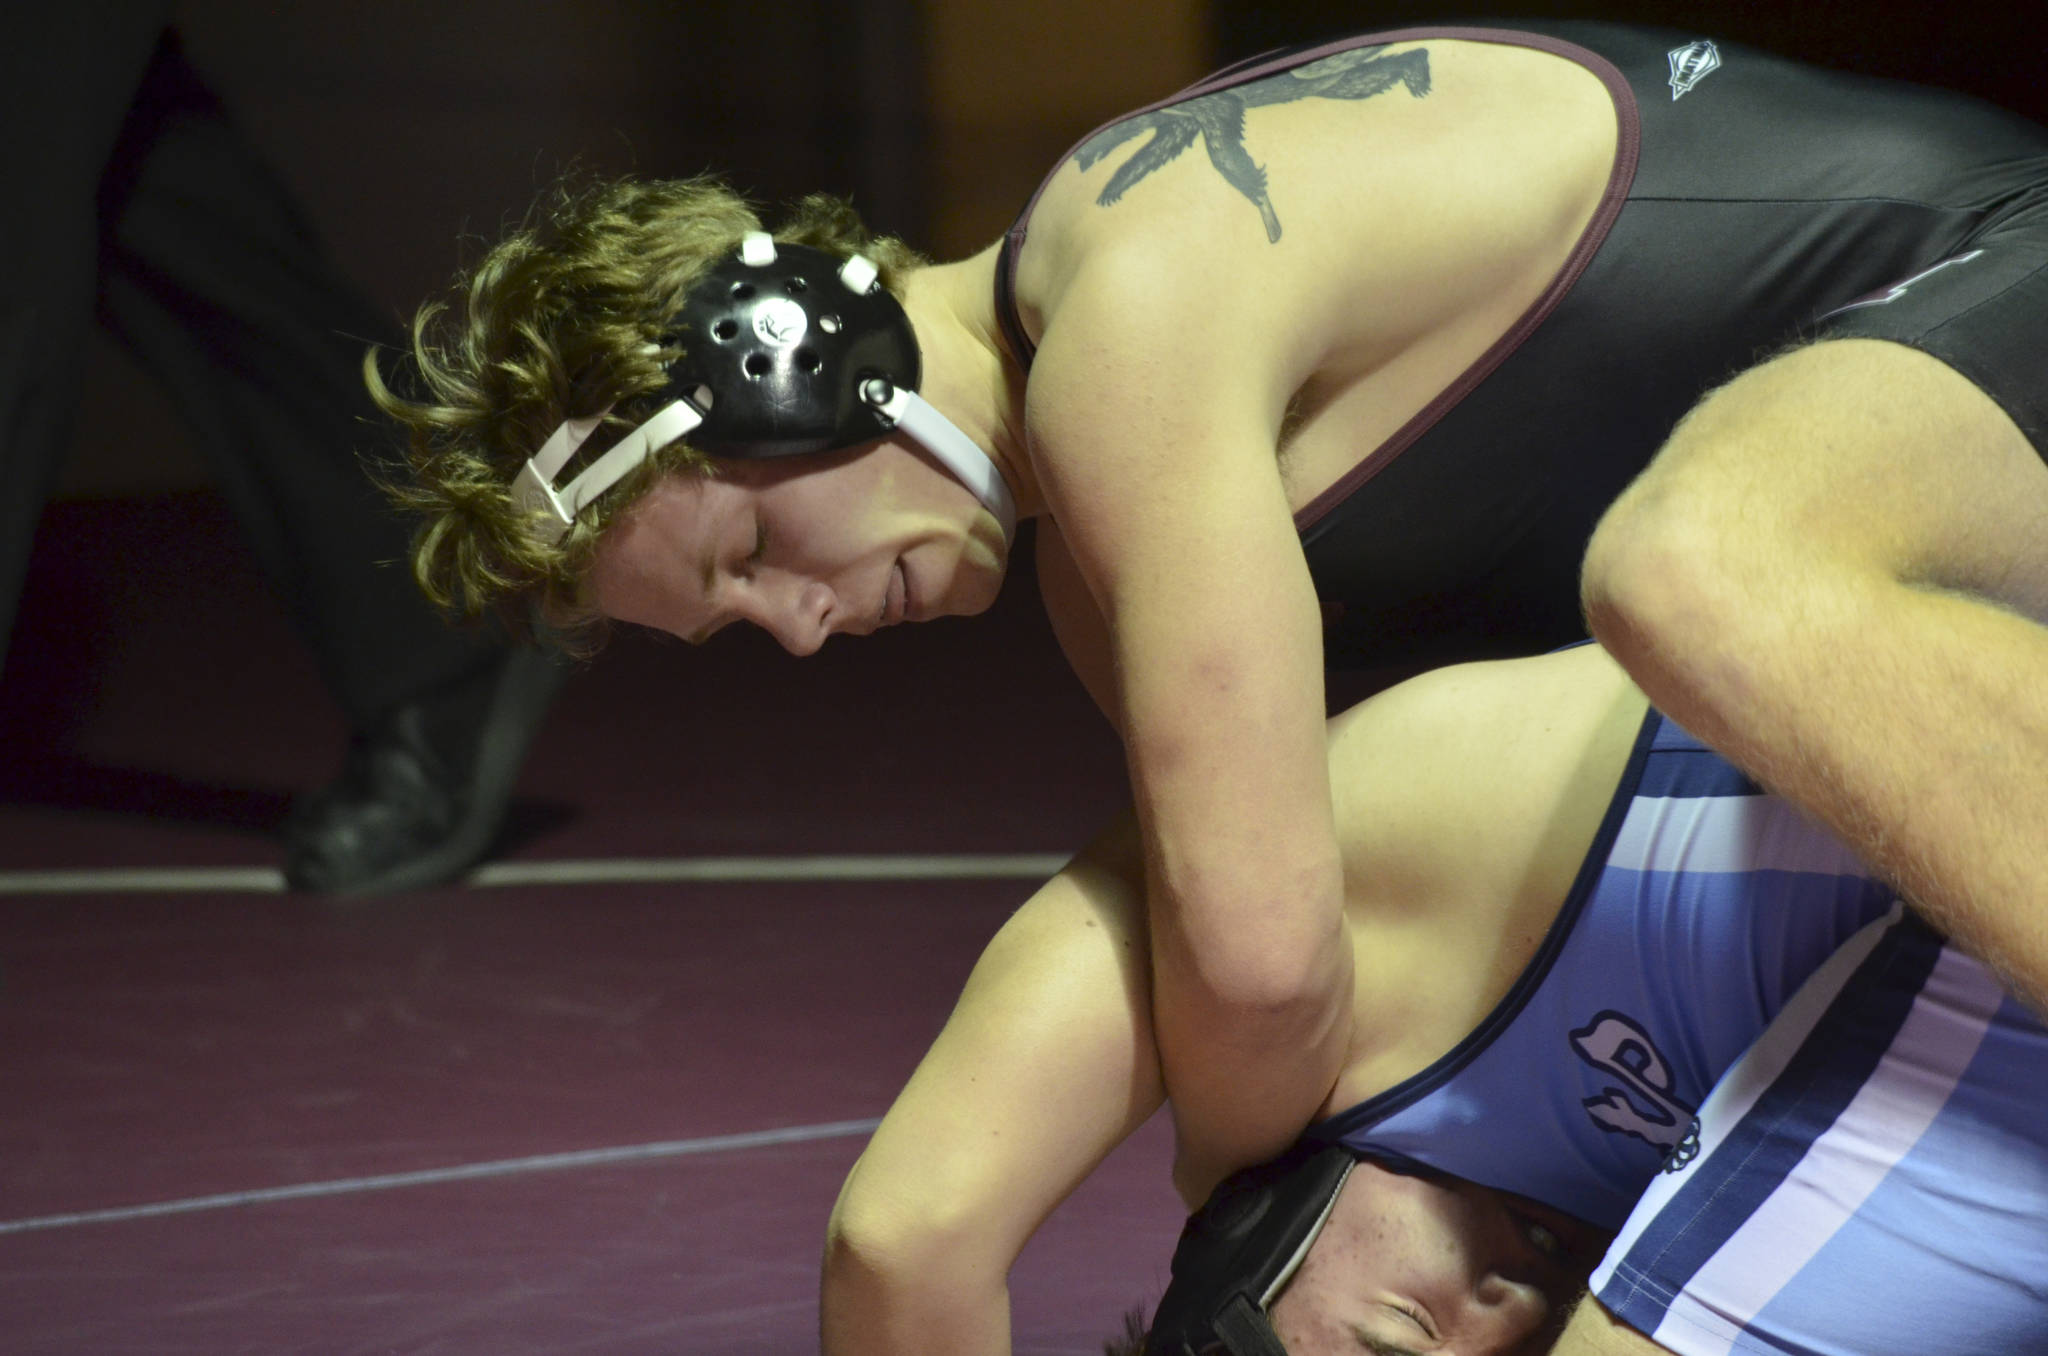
[
  {"x1": 1267, "y1": 1161, "x2": 1604, "y2": 1356},
  {"x1": 588, "y1": 439, "x2": 1009, "y2": 654}
]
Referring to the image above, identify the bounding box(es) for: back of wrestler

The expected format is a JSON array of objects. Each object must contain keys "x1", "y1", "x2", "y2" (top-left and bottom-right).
[{"x1": 1006, "y1": 32, "x2": 1621, "y2": 577}]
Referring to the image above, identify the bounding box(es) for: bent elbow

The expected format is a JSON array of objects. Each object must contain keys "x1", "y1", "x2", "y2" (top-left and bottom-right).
[
  {"x1": 1583, "y1": 485, "x2": 1749, "y2": 669},
  {"x1": 1202, "y1": 956, "x2": 1341, "y2": 1031},
  {"x1": 824, "y1": 1179, "x2": 937, "y2": 1291},
  {"x1": 820, "y1": 1192, "x2": 928, "y2": 1346},
  {"x1": 822, "y1": 1168, "x2": 1011, "y2": 1354},
  {"x1": 1161, "y1": 921, "x2": 1350, "y2": 1052},
  {"x1": 823, "y1": 1162, "x2": 994, "y2": 1301}
]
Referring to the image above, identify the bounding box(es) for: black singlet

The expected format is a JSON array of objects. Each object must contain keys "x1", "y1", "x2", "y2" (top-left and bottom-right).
[{"x1": 995, "y1": 22, "x2": 2048, "y2": 668}]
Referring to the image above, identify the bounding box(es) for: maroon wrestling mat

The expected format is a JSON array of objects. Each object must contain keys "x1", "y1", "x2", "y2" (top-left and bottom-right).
[{"x1": 0, "y1": 495, "x2": 1182, "y2": 1354}]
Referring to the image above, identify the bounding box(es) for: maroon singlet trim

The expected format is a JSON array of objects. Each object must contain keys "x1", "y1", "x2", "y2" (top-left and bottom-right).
[{"x1": 988, "y1": 27, "x2": 1645, "y2": 532}]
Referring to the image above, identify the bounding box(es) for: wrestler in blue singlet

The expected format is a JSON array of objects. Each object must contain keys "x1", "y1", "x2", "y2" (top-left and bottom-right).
[
  {"x1": 1305, "y1": 713, "x2": 1898, "y2": 1230},
  {"x1": 1306, "y1": 711, "x2": 2048, "y2": 1354}
]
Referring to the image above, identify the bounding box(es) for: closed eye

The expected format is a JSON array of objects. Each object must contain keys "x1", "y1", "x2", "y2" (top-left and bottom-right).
[
  {"x1": 689, "y1": 518, "x2": 764, "y2": 644},
  {"x1": 1391, "y1": 1303, "x2": 1436, "y2": 1342},
  {"x1": 1350, "y1": 1325, "x2": 1429, "y2": 1356},
  {"x1": 686, "y1": 514, "x2": 767, "y2": 646},
  {"x1": 1348, "y1": 1302, "x2": 1436, "y2": 1353}
]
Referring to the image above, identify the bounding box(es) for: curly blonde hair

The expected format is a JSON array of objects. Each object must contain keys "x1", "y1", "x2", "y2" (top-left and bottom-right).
[{"x1": 368, "y1": 174, "x2": 925, "y2": 651}]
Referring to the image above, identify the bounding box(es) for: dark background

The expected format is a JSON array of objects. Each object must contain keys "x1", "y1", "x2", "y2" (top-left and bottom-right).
[
  {"x1": 49, "y1": 0, "x2": 2048, "y2": 500},
  {"x1": 2, "y1": 14, "x2": 2034, "y2": 1347},
  {"x1": 1217, "y1": 0, "x2": 2047, "y2": 110},
  {"x1": 11, "y1": 0, "x2": 2045, "y2": 820}
]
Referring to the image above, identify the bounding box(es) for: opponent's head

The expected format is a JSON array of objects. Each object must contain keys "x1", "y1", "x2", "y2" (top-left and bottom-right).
[
  {"x1": 1142, "y1": 1146, "x2": 1597, "y2": 1356},
  {"x1": 373, "y1": 177, "x2": 1009, "y2": 652}
]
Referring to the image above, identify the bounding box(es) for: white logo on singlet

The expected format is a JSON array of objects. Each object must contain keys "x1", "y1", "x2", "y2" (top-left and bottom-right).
[
  {"x1": 752, "y1": 298, "x2": 808, "y2": 347},
  {"x1": 1667, "y1": 40, "x2": 1722, "y2": 100},
  {"x1": 1820, "y1": 249, "x2": 1987, "y2": 318},
  {"x1": 1571, "y1": 1011, "x2": 1698, "y2": 1150}
]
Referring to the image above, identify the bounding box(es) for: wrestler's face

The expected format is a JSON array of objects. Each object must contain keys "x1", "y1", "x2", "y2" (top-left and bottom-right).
[
  {"x1": 588, "y1": 438, "x2": 1008, "y2": 654},
  {"x1": 1268, "y1": 1161, "x2": 1604, "y2": 1356}
]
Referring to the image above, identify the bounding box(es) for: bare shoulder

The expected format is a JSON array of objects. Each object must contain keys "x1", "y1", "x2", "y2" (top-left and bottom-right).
[
  {"x1": 1317, "y1": 647, "x2": 1645, "y2": 1103},
  {"x1": 1328, "y1": 645, "x2": 1642, "y2": 783},
  {"x1": 1012, "y1": 36, "x2": 1618, "y2": 382},
  {"x1": 1326, "y1": 645, "x2": 1648, "y2": 912}
]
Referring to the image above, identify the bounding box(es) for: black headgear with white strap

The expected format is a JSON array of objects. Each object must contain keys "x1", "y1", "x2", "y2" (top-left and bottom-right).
[
  {"x1": 512, "y1": 231, "x2": 1016, "y2": 544},
  {"x1": 1144, "y1": 1144, "x2": 1357, "y2": 1356}
]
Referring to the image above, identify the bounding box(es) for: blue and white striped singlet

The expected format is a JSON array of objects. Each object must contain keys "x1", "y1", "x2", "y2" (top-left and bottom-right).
[{"x1": 1305, "y1": 711, "x2": 1901, "y2": 1229}]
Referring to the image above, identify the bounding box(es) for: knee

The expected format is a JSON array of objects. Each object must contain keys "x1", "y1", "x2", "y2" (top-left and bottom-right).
[
  {"x1": 1581, "y1": 470, "x2": 1746, "y2": 668},
  {"x1": 1582, "y1": 378, "x2": 1865, "y2": 667}
]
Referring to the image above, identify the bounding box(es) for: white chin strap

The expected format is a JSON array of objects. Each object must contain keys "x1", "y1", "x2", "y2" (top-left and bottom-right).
[
  {"x1": 859, "y1": 378, "x2": 1017, "y2": 543},
  {"x1": 513, "y1": 386, "x2": 1018, "y2": 548}
]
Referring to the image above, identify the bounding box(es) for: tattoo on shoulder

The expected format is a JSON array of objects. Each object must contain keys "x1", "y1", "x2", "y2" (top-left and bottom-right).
[{"x1": 1071, "y1": 45, "x2": 1432, "y2": 243}]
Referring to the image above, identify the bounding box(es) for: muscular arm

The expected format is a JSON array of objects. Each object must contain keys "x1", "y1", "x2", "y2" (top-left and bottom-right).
[
  {"x1": 1584, "y1": 339, "x2": 2048, "y2": 1015},
  {"x1": 820, "y1": 819, "x2": 1163, "y2": 1356},
  {"x1": 1026, "y1": 242, "x2": 1351, "y2": 1194}
]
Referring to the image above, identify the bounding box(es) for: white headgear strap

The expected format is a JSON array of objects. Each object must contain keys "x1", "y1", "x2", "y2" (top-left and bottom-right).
[
  {"x1": 861, "y1": 380, "x2": 1016, "y2": 542},
  {"x1": 511, "y1": 392, "x2": 709, "y2": 542}
]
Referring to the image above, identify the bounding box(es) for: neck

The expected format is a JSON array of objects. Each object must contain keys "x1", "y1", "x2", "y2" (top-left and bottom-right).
[{"x1": 903, "y1": 247, "x2": 1042, "y2": 521}]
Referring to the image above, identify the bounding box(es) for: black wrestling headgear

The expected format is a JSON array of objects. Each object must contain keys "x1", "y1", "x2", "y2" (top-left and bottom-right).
[
  {"x1": 660, "y1": 237, "x2": 919, "y2": 457},
  {"x1": 1144, "y1": 1144, "x2": 1356, "y2": 1356},
  {"x1": 512, "y1": 232, "x2": 1015, "y2": 544}
]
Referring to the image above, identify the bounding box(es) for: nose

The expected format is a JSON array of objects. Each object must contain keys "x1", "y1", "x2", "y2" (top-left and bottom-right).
[
  {"x1": 1473, "y1": 1271, "x2": 1558, "y2": 1353},
  {"x1": 741, "y1": 571, "x2": 835, "y2": 656}
]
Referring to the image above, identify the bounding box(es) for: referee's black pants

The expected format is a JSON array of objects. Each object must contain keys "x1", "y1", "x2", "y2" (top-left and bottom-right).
[{"x1": 0, "y1": 16, "x2": 500, "y2": 733}]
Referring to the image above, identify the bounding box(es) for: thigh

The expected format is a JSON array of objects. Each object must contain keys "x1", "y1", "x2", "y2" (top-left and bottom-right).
[
  {"x1": 1587, "y1": 915, "x2": 2048, "y2": 1356},
  {"x1": 1627, "y1": 334, "x2": 2048, "y2": 618},
  {"x1": 1614, "y1": 189, "x2": 2048, "y2": 615},
  {"x1": 1817, "y1": 209, "x2": 2048, "y2": 462}
]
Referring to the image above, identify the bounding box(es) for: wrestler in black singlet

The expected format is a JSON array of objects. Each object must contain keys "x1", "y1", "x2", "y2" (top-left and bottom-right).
[{"x1": 995, "y1": 23, "x2": 2048, "y2": 668}]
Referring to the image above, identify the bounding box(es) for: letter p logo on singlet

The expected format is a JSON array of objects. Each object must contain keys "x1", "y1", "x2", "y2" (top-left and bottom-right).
[{"x1": 1570, "y1": 1011, "x2": 1699, "y2": 1150}]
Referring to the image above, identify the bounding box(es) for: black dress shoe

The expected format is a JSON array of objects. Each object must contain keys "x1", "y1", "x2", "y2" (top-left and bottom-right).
[{"x1": 282, "y1": 646, "x2": 567, "y2": 894}]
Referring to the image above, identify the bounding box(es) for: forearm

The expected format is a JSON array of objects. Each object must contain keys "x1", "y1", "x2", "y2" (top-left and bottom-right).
[
  {"x1": 821, "y1": 824, "x2": 1163, "y2": 1353},
  {"x1": 1116, "y1": 564, "x2": 1354, "y2": 1181},
  {"x1": 1147, "y1": 860, "x2": 1354, "y2": 1196}
]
